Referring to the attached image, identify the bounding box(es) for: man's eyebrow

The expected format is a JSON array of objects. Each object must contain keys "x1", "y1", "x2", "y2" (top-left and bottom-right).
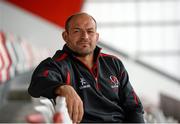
[
  {"x1": 87, "y1": 28, "x2": 95, "y2": 30},
  {"x1": 71, "y1": 27, "x2": 95, "y2": 30},
  {"x1": 72, "y1": 27, "x2": 80, "y2": 30}
]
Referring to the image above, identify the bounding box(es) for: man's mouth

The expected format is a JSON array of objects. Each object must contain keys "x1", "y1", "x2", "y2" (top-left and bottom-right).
[{"x1": 78, "y1": 42, "x2": 89, "y2": 46}]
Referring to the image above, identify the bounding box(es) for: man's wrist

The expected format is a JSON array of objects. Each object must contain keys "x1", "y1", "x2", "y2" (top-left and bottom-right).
[{"x1": 55, "y1": 84, "x2": 65, "y2": 96}]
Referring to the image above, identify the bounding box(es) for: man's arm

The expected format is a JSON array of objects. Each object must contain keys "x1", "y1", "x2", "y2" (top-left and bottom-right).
[
  {"x1": 28, "y1": 58, "x2": 64, "y2": 99},
  {"x1": 28, "y1": 58, "x2": 84, "y2": 123}
]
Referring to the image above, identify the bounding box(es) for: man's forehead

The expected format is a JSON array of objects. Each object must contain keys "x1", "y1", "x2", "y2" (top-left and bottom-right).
[
  {"x1": 70, "y1": 23, "x2": 95, "y2": 31},
  {"x1": 65, "y1": 13, "x2": 97, "y2": 31},
  {"x1": 70, "y1": 14, "x2": 95, "y2": 24},
  {"x1": 71, "y1": 13, "x2": 92, "y2": 20},
  {"x1": 70, "y1": 18, "x2": 96, "y2": 28}
]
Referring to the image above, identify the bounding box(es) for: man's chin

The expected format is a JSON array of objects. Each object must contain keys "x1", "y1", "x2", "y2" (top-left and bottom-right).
[{"x1": 76, "y1": 50, "x2": 92, "y2": 57}]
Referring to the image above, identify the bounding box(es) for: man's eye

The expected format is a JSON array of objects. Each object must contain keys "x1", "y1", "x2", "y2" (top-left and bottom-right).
[
  {"x1": 74, "y1": 30, "x2": 80, "y2": 33},
  {"x1": 88, "y1": 31, "x2": 94, "y2": 33}
]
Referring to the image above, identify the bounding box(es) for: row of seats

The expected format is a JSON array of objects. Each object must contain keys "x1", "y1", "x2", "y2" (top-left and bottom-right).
[
  {"x1": 0, "y1": 31, "x2": 50, "y2": 83},
  {"x1": 0, "y1": 31, "x2": 51, "y2": 109}
]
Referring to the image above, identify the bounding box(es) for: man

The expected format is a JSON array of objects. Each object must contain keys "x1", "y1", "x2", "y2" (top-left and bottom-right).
[{"x1": 28, "y1": 12, "x2": 145, "y2": 123}]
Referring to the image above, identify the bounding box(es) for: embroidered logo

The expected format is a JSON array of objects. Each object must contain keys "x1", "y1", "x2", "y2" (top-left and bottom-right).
[
  {"x1": 110, "y1": 75, "x2": 119, "y2": 88},
  {"x1": 79, "y1": 78, "x2": 90, "y2": 89}
]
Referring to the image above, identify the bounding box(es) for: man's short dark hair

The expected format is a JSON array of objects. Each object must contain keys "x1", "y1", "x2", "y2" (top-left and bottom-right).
[{"x1": 65, "y1": 13, "x2": 97, "y2": 32}]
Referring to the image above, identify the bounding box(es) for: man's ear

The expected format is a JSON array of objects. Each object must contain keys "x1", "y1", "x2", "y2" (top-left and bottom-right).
[{"x1": 62, "y1": 31, "x2": 68, "y2": 43}]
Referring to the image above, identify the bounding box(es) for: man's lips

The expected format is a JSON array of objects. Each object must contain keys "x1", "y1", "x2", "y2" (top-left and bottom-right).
[{"x1": 78, "y1": 42, "x2": 89, "y2": 46}]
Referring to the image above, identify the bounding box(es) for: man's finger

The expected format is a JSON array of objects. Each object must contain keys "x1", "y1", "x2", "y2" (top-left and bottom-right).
[
  {"x1": 78, "y1": 101, "x2": 84, "y2": 122},
  {"x1": 67, "y1": 100, "x2": 73, "y2": 120},
  {"x1": 72, "y1": 100, "x2": 79, "y2": 123}
]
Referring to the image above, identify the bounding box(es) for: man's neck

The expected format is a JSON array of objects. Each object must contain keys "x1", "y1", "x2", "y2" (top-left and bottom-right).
[{"x1": 77, "y1": 54, "x2": 94, "y2": 69}]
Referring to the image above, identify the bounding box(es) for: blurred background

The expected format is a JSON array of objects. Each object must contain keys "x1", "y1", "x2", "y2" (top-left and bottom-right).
[{"x1": 0, "y1": 0, "x2": 180, "y2": 123}]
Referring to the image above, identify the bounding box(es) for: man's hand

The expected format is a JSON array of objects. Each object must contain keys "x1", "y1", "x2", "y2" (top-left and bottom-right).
[{"x1": 55, "y1": 85, "x2": 84, "y2": 123}]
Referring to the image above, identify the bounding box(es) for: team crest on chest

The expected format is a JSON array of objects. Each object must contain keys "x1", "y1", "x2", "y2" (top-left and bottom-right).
[{"x1": 109, "y1": 75, "x2": 119, "y2": 88}]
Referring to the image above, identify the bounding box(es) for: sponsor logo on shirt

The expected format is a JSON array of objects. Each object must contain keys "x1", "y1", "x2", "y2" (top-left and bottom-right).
[
  {"x1": 79, "y1": 78, "x2": 90, "y2": 89},
  {"x1": 109, "y1": 75, "x2": 119, "y2": 88}
]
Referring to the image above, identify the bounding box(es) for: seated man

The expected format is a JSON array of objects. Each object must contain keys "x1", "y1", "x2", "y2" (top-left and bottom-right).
[{"x1": 28, "y1": 12, "x2": 145, "y2": 123}]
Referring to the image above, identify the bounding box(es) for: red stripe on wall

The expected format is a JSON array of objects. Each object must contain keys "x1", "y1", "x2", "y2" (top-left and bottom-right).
[{"x1": 6, "y1": 0, "x2": 84, "y2": 28}]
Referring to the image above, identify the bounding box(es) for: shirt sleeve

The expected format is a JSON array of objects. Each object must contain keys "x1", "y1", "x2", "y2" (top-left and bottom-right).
[
  {"x1": 117, "y1": 60, "x2": 145, "y2": 123},
  {"x1": 28, "y1": 58, "x2": 65, "y2": 99}
]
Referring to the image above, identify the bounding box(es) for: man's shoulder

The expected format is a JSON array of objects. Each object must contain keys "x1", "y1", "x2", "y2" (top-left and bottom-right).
[
  {"x1": 100, "y1": 52, "x2": 120, "y2": 60},
  {"x1": 99, "y1": 52, "x2": 124, "y2": 66},
  {"x1": 52, "y1": 50, "x2": 68, "y2": 62},
  {"x1": 38, "y1": 50, "x2": 68, "y2": 65}
]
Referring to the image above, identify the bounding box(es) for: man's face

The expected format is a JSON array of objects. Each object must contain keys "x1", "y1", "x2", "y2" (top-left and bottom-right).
[{"x1": 63, "y1": 14, "x2": 99, "y2": 56}]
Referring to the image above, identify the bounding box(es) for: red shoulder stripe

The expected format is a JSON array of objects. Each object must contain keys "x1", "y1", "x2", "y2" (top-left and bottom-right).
[
  {"x1": 132, "y1": 90, "x2": 138, "y2": 106},
  {"x1": 100, "y1": 53, "x2": 109, "y2": 57},
  {"x1": 100, "y1": 53, "x2": 118, "y2": 59},
  {"x1": 43, "y1": 70, "x2": 49, "y2": 77},
  {"x1": 55, "y1": 53, "x2": 67, "y2": 62}
]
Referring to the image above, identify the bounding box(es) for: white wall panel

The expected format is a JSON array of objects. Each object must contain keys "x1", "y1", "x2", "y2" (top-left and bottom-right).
[
  {"x1": 98, "y1": 27, "x2": 138, "y2": 54},
  {"x1": 139, "y1": 2, "x2": 178, "y2": 22},
  {"x1": 140, "y1": 27, "x2": 165, "y2": 51},
  {"x1": 82, "y1": 2, "x2": 137, "y2": 23}
]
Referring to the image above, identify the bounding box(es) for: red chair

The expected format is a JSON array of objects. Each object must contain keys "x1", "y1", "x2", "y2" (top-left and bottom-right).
[{"x1": 0, "y1": 32, "x2": 12, "y2": 83}]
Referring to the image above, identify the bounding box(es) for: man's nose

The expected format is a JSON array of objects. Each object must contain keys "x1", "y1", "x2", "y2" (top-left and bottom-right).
[{"x1": 81, "y1": 31, "x2": 88, "y2": 39}]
